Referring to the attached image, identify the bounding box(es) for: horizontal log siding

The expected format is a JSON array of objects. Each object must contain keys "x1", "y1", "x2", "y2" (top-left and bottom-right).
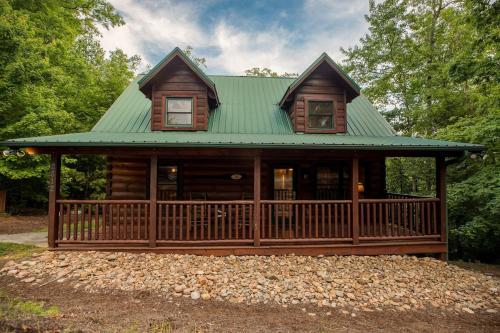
[
  {"x1": 151, "y1": 58, "x2": 208, "y2": 130},
  {"x1": 108, "y1": 157, "x2": 148, "y2": 199},
  {"x1": 292, "y1": 63, "x2": 348, "y2": 133}
]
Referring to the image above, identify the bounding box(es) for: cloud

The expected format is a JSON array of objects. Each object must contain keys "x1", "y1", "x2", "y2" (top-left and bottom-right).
[{"x1": 99, "y1": 0, "x2": 372, "y2": 75}]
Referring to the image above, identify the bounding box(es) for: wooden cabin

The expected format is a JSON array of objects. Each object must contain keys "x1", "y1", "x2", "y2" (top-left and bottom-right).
[{"x1": 3, "y1": 48, "x2": 483, "y2": 257}]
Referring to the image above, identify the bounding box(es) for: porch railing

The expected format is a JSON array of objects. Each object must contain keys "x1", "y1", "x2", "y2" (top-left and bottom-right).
[
  {"x1": 56, "y1": 200, "x2": 150, "y2": 244},
  {"x1": 157, "y1": 200, "x2": 254, "y2": 243},
  {"x1": 359, "y1": 198, "x2": 440, "y2": 240},
  {"x1": 260, "y1": 200, "x2": 352, "y2": 242},
  {"x1": 53, "y1": 197, "x2": 442, "y2": 247}
]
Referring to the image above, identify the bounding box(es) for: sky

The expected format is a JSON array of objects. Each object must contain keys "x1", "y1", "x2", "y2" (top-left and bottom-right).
[{"x1": 99, "y1": 0, "x2": 373, "y2": 75}]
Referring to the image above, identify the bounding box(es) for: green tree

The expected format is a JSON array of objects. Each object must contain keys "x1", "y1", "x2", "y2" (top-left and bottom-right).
[
  {"x1": 245, "y1": 67, "x2": 298, "y2": 78},
  {"x1": 342, "y1": 0, "x2": 499, "y2": 261},
  {"x1": 0, "y1": 0, "x2": 140, "y2": 212}
]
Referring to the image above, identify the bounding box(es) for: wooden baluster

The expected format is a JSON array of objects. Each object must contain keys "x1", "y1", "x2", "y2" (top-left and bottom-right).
[
  {"x1": 221, "y1": 204, "x2": 225, "y2": 240},
  {"x1": 249, "y1": 204, "x2": 253, "y2": 239},
  {"x1": 228, "y1": 204, "x2": 232, "y2": 239},
  {"x1": 321, "y1": 204, "x2": 325, "y2": 237},
  {"x1": 214, "y1": 204, "x2": 218, "y2": 240},
  {"x1": 80, "y1": 204, "x2": 85, "y2": 240},
  {"x1": 274, "y1": 203, "x2": 279, "y2": 238},
  {"x1": 58, "y1": 203, "x2": 63, "y2": 241},
  {"x1": 130, "y1": 204, "x2": 134, "y2": 240},
  {"x1": 301, "y1": 204, "x2": 305, "y2": 238},
  {"x1": 180, "y1": 204, "x2": 184, "y2": 241},
  {"x1": 314, "y1": 204, "x2": 318, "y2": 238},
  {"x1": 385, "y1": 203, "x2": 389, "y2": 237},
  {"x1": 433, "y1": 202, "x2": 438, "y2": 234},
  {"x1": 66, "y1": 204, "x2": 70, "y2": 240},
  {"x1": 425, "y1": 202, "x2": 432, "y2": 235},
  {"x1": 334, "y1": 204, "x2": 338, "y2": 238},
  {"x1": 308, "y1": 204, "x2": 312, "y2": 238},
  {"x1": 281, "y1": 203, "x2": 285, "y2": 238},
  {"x1": 172, "y1": 204, "x2": 177, "y2": 240},
  {"x1": 234, "y1": 204, "x2": 238, "y2": 240},
  {"x1": 166, "y1": 204, "x2": 170, "y2": 240},
  {"x1": 347, "y1": 203, "x2": 351, "y2": 237},
  {"x1": 327, "y1": 204, "x2": 332, "y2": 238},
  {"x1": 372, "y1": 204, "x2": 377, "y2": 237},
  {"x1": 379, "y1": 203, "x2": 383, "y2": 237},
  {"x1": 341, "y1": 203, "x2": 345, "y2": 238},
  {"x1": 194, "y1": 204, "x2": 198, "y2": 240},
  {"x1": 158, "y1": 203, "x2": 163, "y2": 240},
  {"x1": 200, "y1": 204, "x2": 204, "y2": 240},
  {"x1": 95, "y1": 204, "x2": 100, "y2": 240},
  {"x1": 359, "y1": 203, "x2": 366, "y2": 236},
  {"x1": 87, "y1": 204, "x2": 92, "y2": 240},
  {"x1": 207, "y1": 205, "x2": 211, "y2": 240},
  {"x1": 295, "y1": 204, "x2": 299, "y2": 238},
  {"x1": 267, "y1": 204, "x2": 273, "y2": 238},
  {"x1": 288, "y1": 203, "x2": 293, "y2": 238},
  {"x1": 187, "y1": 204, "x2": 191, "y2": 241},
  {"x1": 136, "y1": 204, "x2": 141, "y2": 240}
]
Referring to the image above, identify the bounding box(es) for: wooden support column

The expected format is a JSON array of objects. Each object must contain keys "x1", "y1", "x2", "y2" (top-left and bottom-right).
[
  {"x1": 351, "y1": 157, "x2": 360, "y2": 245},
  {"x1": 253, "y1": 155, "x2": 261, "y2": 247},
  {"x1": 149, "y1": 155, "x2": 158, "y2": 247},
  {"x1": 436, "y1": 156, "x2": 447, "y2": 260},
  {"x1": 48, "y1": 152, "x2": 61, "y2": 248}
]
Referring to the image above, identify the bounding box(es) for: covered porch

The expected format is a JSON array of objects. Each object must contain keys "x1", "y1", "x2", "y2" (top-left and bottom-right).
[{"x1": 46, "y1": 147, "x2": 448, "y2": 257}]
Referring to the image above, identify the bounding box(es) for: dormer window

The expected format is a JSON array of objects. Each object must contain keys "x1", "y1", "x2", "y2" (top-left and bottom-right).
[
  {"x1": 305, "y1": 98, "x2": 336, "y2": 132},
  {"x1": 161, "y1": 96, "x2": 196, "y2": 129}
]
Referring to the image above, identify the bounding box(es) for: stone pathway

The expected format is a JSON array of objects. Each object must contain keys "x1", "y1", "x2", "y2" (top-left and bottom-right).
[
  {"x1": 2, "y1": 252, "x2": 499, "y2": 314},
  {"x1": 0, "y1": 232, "x2": 47, "y2": 247}
]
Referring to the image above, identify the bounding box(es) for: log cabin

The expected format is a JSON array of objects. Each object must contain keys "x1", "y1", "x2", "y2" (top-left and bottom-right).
[{"x1": 3, "y1": 47, "x2": 484, "y2": 257}]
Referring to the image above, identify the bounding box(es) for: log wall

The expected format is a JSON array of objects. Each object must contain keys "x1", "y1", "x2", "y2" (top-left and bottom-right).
[{"x1": 106, "y1": 156, "x2": 385, "y2": 201}]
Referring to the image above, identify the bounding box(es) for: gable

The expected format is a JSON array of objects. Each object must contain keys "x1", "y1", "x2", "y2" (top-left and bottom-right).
[
  {"x1": 138, "y1": 47, "x2": 219, "y2": 105},
  {"x1": 279, "y1": 53, "x2": 360, "y2": 107}
]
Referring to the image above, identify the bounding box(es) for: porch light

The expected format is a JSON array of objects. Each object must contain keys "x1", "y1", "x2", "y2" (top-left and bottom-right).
[
  {"x1": 25, "y1": 147, "x2": 36, "y2": 155},
  {"x1": 231, "y1": 173, "x2": 243, "y2": 180},
  {"x1": 170, "y1": 167, "x2": 177, "y2": 173},
  {"x1": 357, "y1": 182, "x2": 365, "y2": 193}
]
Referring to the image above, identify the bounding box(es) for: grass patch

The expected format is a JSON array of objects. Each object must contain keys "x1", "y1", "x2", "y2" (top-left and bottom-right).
[
  {"x1": 0, "y1": 290, "x2": 60, "y2": 319},
  {"x1": 0, "y1": 242, "x2": 41, "y2": 259}
]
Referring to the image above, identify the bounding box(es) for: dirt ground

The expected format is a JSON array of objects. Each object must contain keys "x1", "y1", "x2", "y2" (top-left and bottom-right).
[
  {"x1": 0, "y1": 215, "x2": 47, "y2": 234},
  {"x1": 0, "y1": 216, "x2": 499, "y2": 332},
  {"x1": 0, "y1": 274, "x2": 499, "y2": 333}
]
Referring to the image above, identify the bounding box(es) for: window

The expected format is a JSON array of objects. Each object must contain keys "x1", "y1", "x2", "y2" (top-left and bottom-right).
[
  {"x1": 274, "y1": 168, "x2": 295, "y2": 200},
  {"x1": 157, "y1": 164, "x2": 178, "y2": 200},
  {"x1": 307, "y1": 100, "x2": 334, "y2": 129},
  {"x1": 165, "y1": 97, "x2": 193, "y2": 126}
]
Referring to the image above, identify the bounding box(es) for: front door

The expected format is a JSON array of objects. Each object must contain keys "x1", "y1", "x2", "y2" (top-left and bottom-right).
[{"x1": 273, "y1": 167, "x2": 296, "y2": 200}]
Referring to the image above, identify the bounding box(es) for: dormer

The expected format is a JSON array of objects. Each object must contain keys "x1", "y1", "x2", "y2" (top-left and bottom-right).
[
  {"x1": 279, "y1": 53, "x2": 360, "y2": 133},
  {"x1": 138, "y1": 48, "x2": 219, "y2": 131}
]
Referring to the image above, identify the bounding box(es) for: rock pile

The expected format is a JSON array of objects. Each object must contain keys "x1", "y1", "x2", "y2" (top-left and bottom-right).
[{"x1": 2, "y1": 252, "x2": 499, "y2": 314}]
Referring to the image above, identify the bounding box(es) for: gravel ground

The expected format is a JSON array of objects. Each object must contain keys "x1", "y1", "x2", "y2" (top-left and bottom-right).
[{"x1": 1, "y1": 252, "x2": 499, "y2": 315}]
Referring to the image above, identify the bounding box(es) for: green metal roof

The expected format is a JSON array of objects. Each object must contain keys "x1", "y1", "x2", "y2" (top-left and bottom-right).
[
  {"x1": 3, "y1": 73, "x2": 483, "y2": 152},
  {"x1": 92, "y1": 74, "x2": 394, "y2": 136}
]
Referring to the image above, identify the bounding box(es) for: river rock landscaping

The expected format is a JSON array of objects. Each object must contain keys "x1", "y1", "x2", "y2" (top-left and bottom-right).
[{"x1": 1, "y1": 252, "x2": 499, "y2": 314}]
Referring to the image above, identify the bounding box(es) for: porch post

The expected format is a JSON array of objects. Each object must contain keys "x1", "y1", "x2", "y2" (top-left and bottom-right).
[
  {"x1": 351, "y1": 157, "x2": 360, "y2": 245},
  {"x1": 436, "y1": 156, "x2": 447, "y2": 259},
  {"x1": 48, "y1": 152, "x2": 61, "y2": 248},
  {"x1": 149, "y1": 155, "x2": 158, "y2": 247},
  {"x1": 253, "y1": 154, "x2": 261, "y2": 247}
]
